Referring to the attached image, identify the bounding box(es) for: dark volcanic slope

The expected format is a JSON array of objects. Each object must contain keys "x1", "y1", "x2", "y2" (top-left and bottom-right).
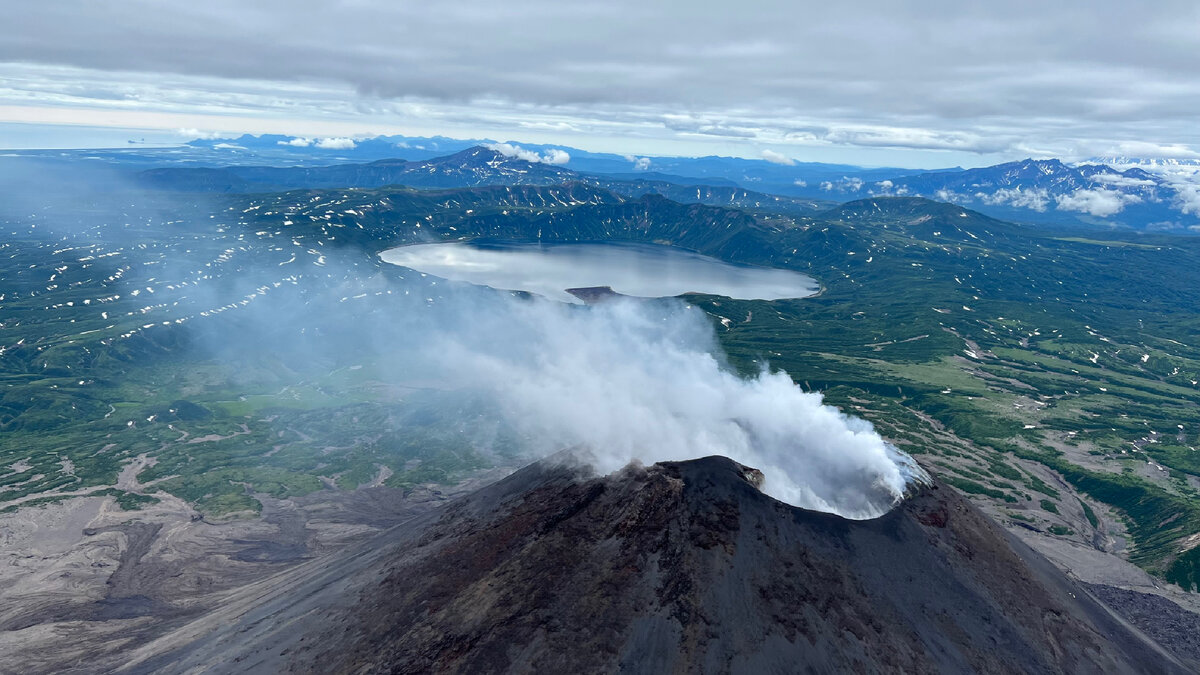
[
  {"x1": 1084, "y1": 584, "x2": 1200, "y2": 665},
  {"x1": 124, "y1": 457, "x2": 1188, "y2": 674}
]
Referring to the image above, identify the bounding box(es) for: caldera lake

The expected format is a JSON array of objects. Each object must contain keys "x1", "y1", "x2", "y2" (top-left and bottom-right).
[{"x1": 379, "y1": 240, "x2": 819, "y2": 303}]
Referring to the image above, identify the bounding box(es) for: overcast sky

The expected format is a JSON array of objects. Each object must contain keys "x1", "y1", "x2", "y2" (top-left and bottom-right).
[{"x1": 2, "y1": 1, "x2": 1199, "y2": 167}]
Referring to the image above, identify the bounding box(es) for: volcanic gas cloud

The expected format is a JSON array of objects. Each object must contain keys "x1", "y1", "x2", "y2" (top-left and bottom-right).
[{"x1": 427, "y1": 294, "x2": 928, "y2": 519}]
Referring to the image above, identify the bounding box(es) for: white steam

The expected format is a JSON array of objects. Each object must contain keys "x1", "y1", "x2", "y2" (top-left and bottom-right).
[{"x1": 427, "y1": 295, "x2": 927, "y2": 519}]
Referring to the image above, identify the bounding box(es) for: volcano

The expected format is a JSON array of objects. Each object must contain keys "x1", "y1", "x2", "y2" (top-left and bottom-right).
[{"x1": 122, "y1": 456, "x2": 1189, "y2": 674}]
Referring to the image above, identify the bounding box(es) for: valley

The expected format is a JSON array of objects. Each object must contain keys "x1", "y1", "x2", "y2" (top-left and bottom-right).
[
  {"x1": 3, "y1": 148, "x2": 1200, "y2": 669},
  {"x1": 10, "y1": 2, "x2": 1200, "y2": 670}
]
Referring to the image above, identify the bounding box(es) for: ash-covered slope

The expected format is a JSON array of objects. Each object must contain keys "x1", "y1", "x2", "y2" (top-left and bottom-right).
[{"x1": 126, "y1": 456, "x2": 1187, "y2": 674}]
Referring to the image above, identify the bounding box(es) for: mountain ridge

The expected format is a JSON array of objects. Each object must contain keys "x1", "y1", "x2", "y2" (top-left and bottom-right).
[
  {"x1": 132, "y1": 144, "x2": 1200, "y2": 232},
  {"x1": 815, "y1": 158, "x2": 1199, "y2": 231},
  {"x1": 132, "y1": 146, "x2": 836, "y2": 215}
]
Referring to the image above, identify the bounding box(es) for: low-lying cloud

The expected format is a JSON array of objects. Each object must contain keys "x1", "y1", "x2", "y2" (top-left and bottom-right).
[
  {"x1": 1092, "y1": 172, "x2": 1156, "y2": 188},
  {"x1": 760, "y1": 149, "x2": 795, "y2": 165},
  {"x1": 624, "y1": 154, "x2": 652, "y2": 171},
  {"x1": 1055, "y1": 187, "x2": 1142, "y2": 217},
  {"x1": 275, "y1": 136, "x2": 358, "y2": 149},
  {"x1": 315, "y1": 137, "x2": 357, "y2": 150},
  {"x1": 487, "y1": 142, "x2": 570, "y2": 165},
  {"x1": 978, "y1": 186, "x2": 1051, "y2": 212},
  {"x1": 1173, "y1": 181, "x2": 1200, "y2": 215}
]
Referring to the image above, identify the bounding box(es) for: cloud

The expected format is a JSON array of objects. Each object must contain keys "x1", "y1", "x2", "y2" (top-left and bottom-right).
[
  {"x1": 624, "y1": 155, "x2": 652, "y2": 171},
  {"x1": 176, "y1": 127, "x2": 224, "y2": 140},
  {"x1": 761, "y1": 149, "x2": 795, "y2": 165},
  {"x1": 1169, "y1": 178, "x2": 1200, "y2": 215},
  {"x1": 978, "y1": 186, "x2": 1052, "y2": 212},
  {"x1": 1088, "y1": 159, "x2": 1200, "y2": 216},
  {"x1": 541, "y1": 148, "x2": 570, "y2": 165},
  {"x1": 793, "y1": 179, "x2": 807, "y2": 187},
  {"x1": 662, "y1": 114, "x2": 758, "y2": 139},
  {"x1": 277, "y1": 136, "x2": 313, "y2": 147},
  {"x1": 5, "y1": 4, "x2": 1200, "y2": 163},
  {"x1": 934, "y1": 188, "x2": 969, "y2": 203},
  {"x1": 315, "y1": 137, "x2": 356, "y2": 149},
  {"x1": 1092, "y1": 172, "x2": 1156, "y2": 188},
  {"x1": 1106, "y1": 141, "x2": 1200, "y2": 161},
  {"x1": 868, "y1": 180, "x2": 908, "y2": 196},
  {"x1": 1055, "y1": 188, "x2": 1143, "y2": 217},
  {"x1": 822, "y1": 126, "x2": 1012, "y2": 154},
  {"x1": 488, "y1": 142, "x2": 570, "y2": 165},
  {"x1": 490, "y1": 142, "x2": 544, "y2": 162},
  {"x1": 212, "y1": 142, "x2": 244, "y2": 150}
]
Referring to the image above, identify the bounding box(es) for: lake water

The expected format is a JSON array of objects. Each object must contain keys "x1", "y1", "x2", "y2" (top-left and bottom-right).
[{"x1": 379, "y1": 241, "x2": 818, "y2": 303}]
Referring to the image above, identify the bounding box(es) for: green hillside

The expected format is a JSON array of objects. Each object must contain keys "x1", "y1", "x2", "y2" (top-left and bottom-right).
[{"x1": 4, "y1": 187, "x2": 1200, "y2": 588}]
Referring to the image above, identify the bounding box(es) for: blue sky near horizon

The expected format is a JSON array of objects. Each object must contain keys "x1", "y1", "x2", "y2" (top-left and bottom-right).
[{"x1": 2, "y1": 2, "x2": 1199, "y2": 169}]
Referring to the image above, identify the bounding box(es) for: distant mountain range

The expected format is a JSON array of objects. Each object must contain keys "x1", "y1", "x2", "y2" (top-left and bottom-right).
[
  {"x1": 1092, "y1": 157, "x2": 1200, "y2": 169},
  {"x1": 179, "y1": 133, "x2": 934, "y2": 186},
  {"x1": 174, "y1": 138, "x2": 1200, "y2": 233},
  {"x1": 812, "y1": 158, "x2": 1200, "y2": 232},
  {"x1": 134, "y1": 146, "x2": 838, "y2": 216},
  {"x1": 7, "y1": 133, "x2": 1200, "y2": 232}
]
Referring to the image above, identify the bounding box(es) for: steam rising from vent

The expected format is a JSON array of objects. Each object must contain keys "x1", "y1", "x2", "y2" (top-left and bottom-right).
[
  {"x1": 426, "y1": 295, "x2": 929, "y2": 519},
  {"x1": 2, "y1": 160, "x2": 926, "y2": 521}
]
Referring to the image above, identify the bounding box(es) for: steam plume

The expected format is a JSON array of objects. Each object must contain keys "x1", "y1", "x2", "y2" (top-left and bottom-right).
[
  {"x1": 424, "y1": 293, "x2": 928, "y2": 519},
  {"x1": 2, "y1": 161, "x2": 927, "y2": 520}
]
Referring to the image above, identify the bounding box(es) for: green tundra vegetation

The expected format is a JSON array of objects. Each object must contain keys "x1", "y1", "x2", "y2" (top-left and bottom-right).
[{"x1": 2, "y1": 182, "x2": 1200, "y2": 590}]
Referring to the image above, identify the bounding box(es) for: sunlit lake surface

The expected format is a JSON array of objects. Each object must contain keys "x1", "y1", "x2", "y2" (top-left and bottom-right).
[{"x1": 380, "y1": 241, "x2": 819, "y2": 303}]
